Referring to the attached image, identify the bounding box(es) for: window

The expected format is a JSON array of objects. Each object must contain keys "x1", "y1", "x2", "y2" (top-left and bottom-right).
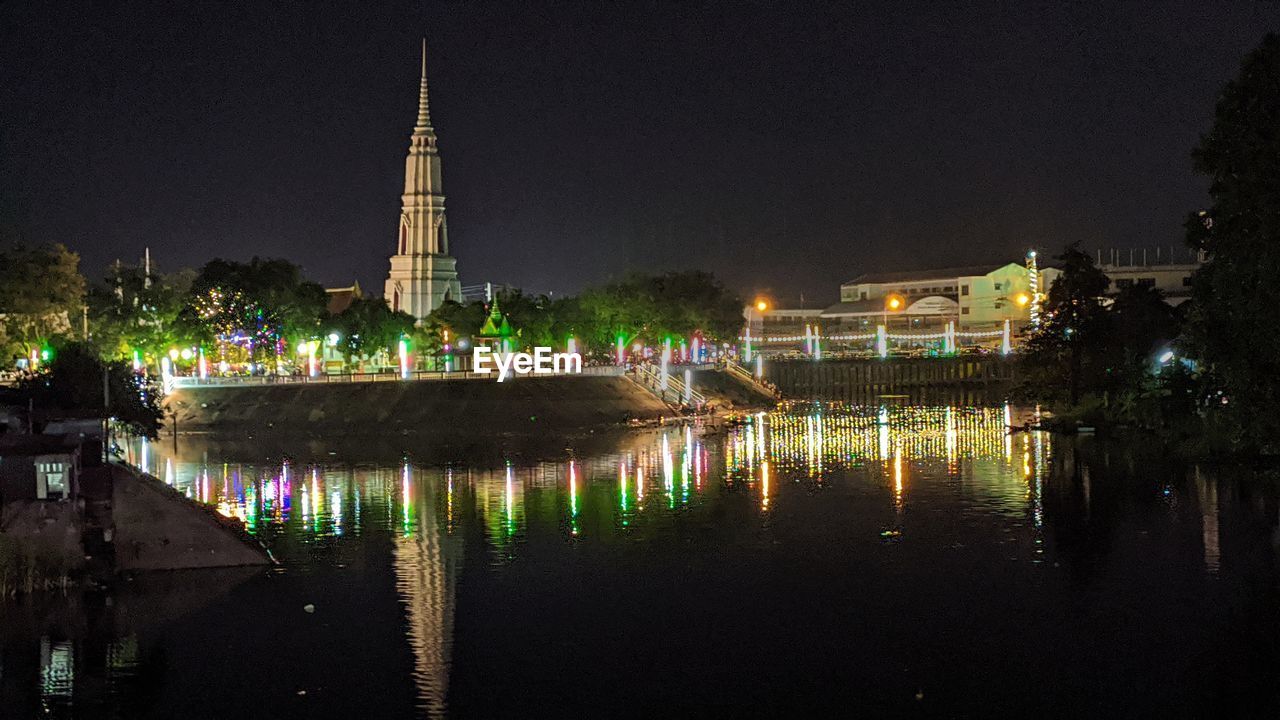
[
  {"x1": 1182, "y1": 276, "x2": 1193, "y2": 287},
  {"x1": 993, "y1": 282, "x2": 1002, "y2": 291},
  {"x1": 961, "y1": 286, "x2": 970, "y2": 296},
  {"x1": 37, "y1": 462, "x2": 67, "y2": 500},
  {"x1": 944, "y1": 285, "x2": 955, "y2": 292},
  {"x1": 1115, "y1": 279, "x2": 1134, "y2": 289},
  {"x1": 961, "y1": 307, "x2": 971, "y2": 315},
  {"x1": 1136, "y1": 278, "x2": 1155, "y2": 288},
  {"x1": 860, "y1": 291, "x2": 868, "y2": 300}
]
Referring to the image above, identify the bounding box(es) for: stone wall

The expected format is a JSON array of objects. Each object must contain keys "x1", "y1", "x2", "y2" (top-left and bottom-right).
[
  {"x1": 167, "y1": 375, "x2": 671, "y2": 436},
  {"x1": 766, "y1": 357, "x2": 1016, "y2": 404}
]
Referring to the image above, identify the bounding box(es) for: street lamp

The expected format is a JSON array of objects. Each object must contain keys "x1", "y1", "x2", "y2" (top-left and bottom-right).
[
  {"x1": 755, "y1": 299, "x2": 769, "y2": 313},
  {"x1": 883, "y1": 294, "x2": 904, "y2": 328}
]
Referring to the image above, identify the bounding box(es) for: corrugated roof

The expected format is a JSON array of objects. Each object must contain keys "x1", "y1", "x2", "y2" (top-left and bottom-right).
[{"x1": 0, "y1": 433, "x2": 82, "y2": 456}]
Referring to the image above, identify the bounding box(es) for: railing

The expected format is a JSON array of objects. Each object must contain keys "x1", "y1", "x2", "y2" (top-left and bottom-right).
[
  {"x1": 723, "y1": 359, "x2": 781, "y2": 399},
  {"x1": 629, "y1": 364, "x2": 706, "y2": 409},
  {"x1": 170, "y1": 364, "x2": 622, "y2": 389}
]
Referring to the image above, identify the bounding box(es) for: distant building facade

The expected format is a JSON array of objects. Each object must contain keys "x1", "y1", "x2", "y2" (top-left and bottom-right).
[
  {"x1": 822, "y1": 262, "x2": 1052, "y2": 332},
  {"x1": 1097, "y1": 257, "x2": 1201, "y2": 306}
]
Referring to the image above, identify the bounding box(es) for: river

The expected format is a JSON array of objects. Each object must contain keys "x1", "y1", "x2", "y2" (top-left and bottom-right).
[{"x1": 3, "y1": 404, "x2": 1279, "y2": 717}]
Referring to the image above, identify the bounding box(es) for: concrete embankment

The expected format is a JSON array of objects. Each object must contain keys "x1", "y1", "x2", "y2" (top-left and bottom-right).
[
  {"x1": 111, "y1": 464, "x2": 272, "y2": 571},
  {"x1": 689, "y1": 368, "x2": 777, "y2": 409},
  {"x1": 765, "y1": 357, "x2": 1016, "y2": 403},
  {"x1": 168, "y1": 375, "x2": 671, "y2": 436}
]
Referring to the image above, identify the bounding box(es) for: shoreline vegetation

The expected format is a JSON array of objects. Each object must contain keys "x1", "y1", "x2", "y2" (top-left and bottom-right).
[
  {"x1": 1014, "y1": 35, "x2": 1280, "y2": 459},
  {"x1": 0, "y1": 534, "x2": 79, "y2": 598}
]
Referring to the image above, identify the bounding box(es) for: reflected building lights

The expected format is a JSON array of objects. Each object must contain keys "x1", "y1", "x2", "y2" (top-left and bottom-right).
[{"x1": 761, "y1": 460, "x2": 771, "y2": 510}]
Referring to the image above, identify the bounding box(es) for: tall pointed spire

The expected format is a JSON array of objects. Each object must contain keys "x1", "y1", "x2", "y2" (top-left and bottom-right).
[
  {"x1": 386, "y1": 35, "x2": 461, "y2": 322},
  {"x1": 415, "y1": 38, "x2": 432, "y2": 133}
]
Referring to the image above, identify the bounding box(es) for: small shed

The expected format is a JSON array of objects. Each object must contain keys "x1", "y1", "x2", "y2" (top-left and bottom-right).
[{"x1": 0, "y1": 434, "x2": 83, "y2": 502}]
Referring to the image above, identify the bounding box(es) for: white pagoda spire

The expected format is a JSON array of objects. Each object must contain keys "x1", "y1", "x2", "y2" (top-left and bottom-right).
[
  {"x1": 415, "y1": 39, "x2": 432, "y2": 132},
  {"x1": 384, "y1": 39, "x2": 461, "y2": 323}
]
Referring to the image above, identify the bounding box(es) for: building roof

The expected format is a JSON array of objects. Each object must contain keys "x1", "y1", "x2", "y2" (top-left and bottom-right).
[
  {"x1": 325, "y1": 281, "x2": 362, "y2": 315},
  {"x1": 843, "y1": 264, "x2": 1013, "y2": 286},
  {"x1": 820, "y1": 299, "x2": 886, "y2": 316},
  {"x1": 0, "y1": 433, "x2": 82, "y2": 457},
  {"x1": 760, "y1": 308, "x2": 823, "y2": 318}
]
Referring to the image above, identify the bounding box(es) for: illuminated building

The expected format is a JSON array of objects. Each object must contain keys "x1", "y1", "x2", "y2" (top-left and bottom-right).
[
  {"x1": 384, "y1": 40, "x2": 463, "y2": 322},
  {"x1": 828, "y1": 263, "x2": 1052, "y2": 333}
]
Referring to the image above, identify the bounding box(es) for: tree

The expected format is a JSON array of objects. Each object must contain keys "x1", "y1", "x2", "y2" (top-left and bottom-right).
[
  {"x1": 1019, "y1": 243, "x2": 1111, "y2": 406},
  {"x1": 1183, "y1": 33, "x2": 1280, "y2": 447},
  {"x1": 420, "y1": 299, "x2": 487, "y2": 355},
  {"x1": 86, "y1": 262, "x2": 196, "y2": 365},
  {"x1": 577, "y1": 271, "x2": 744, "y2": 350},
  {"x1": 181, "y1": 258, "x2": 327, "y2": 363},
  {"x1": 332, "y1": 296, "x2": 416, "y2": 364},
  {"x1": 0, "y1": 243, "x2": 86, "y2": 363},
  {"x1": 1108, "y1": 285, "x2": 1181, "y2": 391},
  {"x1": 17, "y1": 342, "x2": 164, "y2": 438}
]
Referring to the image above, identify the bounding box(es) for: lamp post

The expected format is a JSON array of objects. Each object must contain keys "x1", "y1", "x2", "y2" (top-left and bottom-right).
[{"x1": 882, "y1": 294, "x2": 903, "y2": 356}]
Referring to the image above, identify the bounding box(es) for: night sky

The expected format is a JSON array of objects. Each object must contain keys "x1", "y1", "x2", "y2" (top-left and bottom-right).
[{"x1": 3, "y1": 2, "x2": 1278, "y2": 305}]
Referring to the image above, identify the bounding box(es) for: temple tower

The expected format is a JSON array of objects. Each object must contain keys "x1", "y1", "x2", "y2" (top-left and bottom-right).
[{"x1": 385, "y1": 40, "x2": 462, "y2": 321}]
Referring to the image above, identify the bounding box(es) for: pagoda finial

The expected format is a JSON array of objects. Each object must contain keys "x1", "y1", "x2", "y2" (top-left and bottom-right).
[{"x1": 415, "y1": 38, "x2": 432, "y2": 132}]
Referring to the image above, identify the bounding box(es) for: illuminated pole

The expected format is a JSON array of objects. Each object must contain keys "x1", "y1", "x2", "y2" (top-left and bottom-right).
[
  {"x1": 616, "y1": 335, "x2": 626, "y2": 366},
  {"x1": 743, "y1": 326, "x2": 753, "y2": 364},
  {"x1": 307, "y1": 341, "x2": 317, "y2": 377},
  {"x1": 944, "y1": 320, "x2": 956, "y2": 355},
  {"x1": 692, "y1": 337, "x2": 701, "y2": 364},
  {"x1": 754, "y1": 354, "x2": 763, "y2": 380},
  {"x1": 660, "y1": 337, "x2": 671, "y2": 390},
  {"x1": 683, "y1": 368, "x2": 693, "y2": 404},
  {"x1": 1001, "y1": 319, "x2": 1012, "y2": 356},
  {"x1": 813, "y1": 325, "x2": 822, "y2": 361},
  {"x1": 1026, "y1": 250, "x2": 1042, "y2": 330},
  {"x1": 160, "y1": 356, "x2": 174, "y2": 393},
  {"x1": 198, "y1": 348, "x2": 208, "y2": 379},
  {"x1": 876, "y1": 324, "x2": 888, "y2": 359},
  {"x1": 398, "y1": 337, "x2": 410, "y2": 379}
]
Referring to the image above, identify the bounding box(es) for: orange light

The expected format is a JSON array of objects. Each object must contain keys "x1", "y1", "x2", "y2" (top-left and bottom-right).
[
  {"x1": 886, "y1": 296, "x2": 903, "y2": 311},
  {"x1": 755, "y1": 299, "x2": 768, "y2": 312},
  {"x1": 1015, "y1": 293, "x2": 1030, "y2": 307}
]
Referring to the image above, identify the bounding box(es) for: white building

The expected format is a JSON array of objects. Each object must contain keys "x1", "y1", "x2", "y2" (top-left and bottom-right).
[
  {"x1": 384, "y1": 41, "x2": 463, "y2": 323},
  {"x1": 1099, "y1": 262, "x2": 1199, "y2": 305},
  {"x1": 823, "y1": 261, "x2": 1053, "y2": 333}
]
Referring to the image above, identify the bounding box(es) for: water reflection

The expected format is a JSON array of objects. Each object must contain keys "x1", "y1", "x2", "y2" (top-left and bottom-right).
[{"x1": 11, "y1": 405, "x2": 1280, "y2": 716}]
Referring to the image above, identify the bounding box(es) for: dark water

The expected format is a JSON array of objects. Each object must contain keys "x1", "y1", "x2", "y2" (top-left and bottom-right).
[{"x1": 4, "y1": 405, "x2": 1280, "y2": 718}]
